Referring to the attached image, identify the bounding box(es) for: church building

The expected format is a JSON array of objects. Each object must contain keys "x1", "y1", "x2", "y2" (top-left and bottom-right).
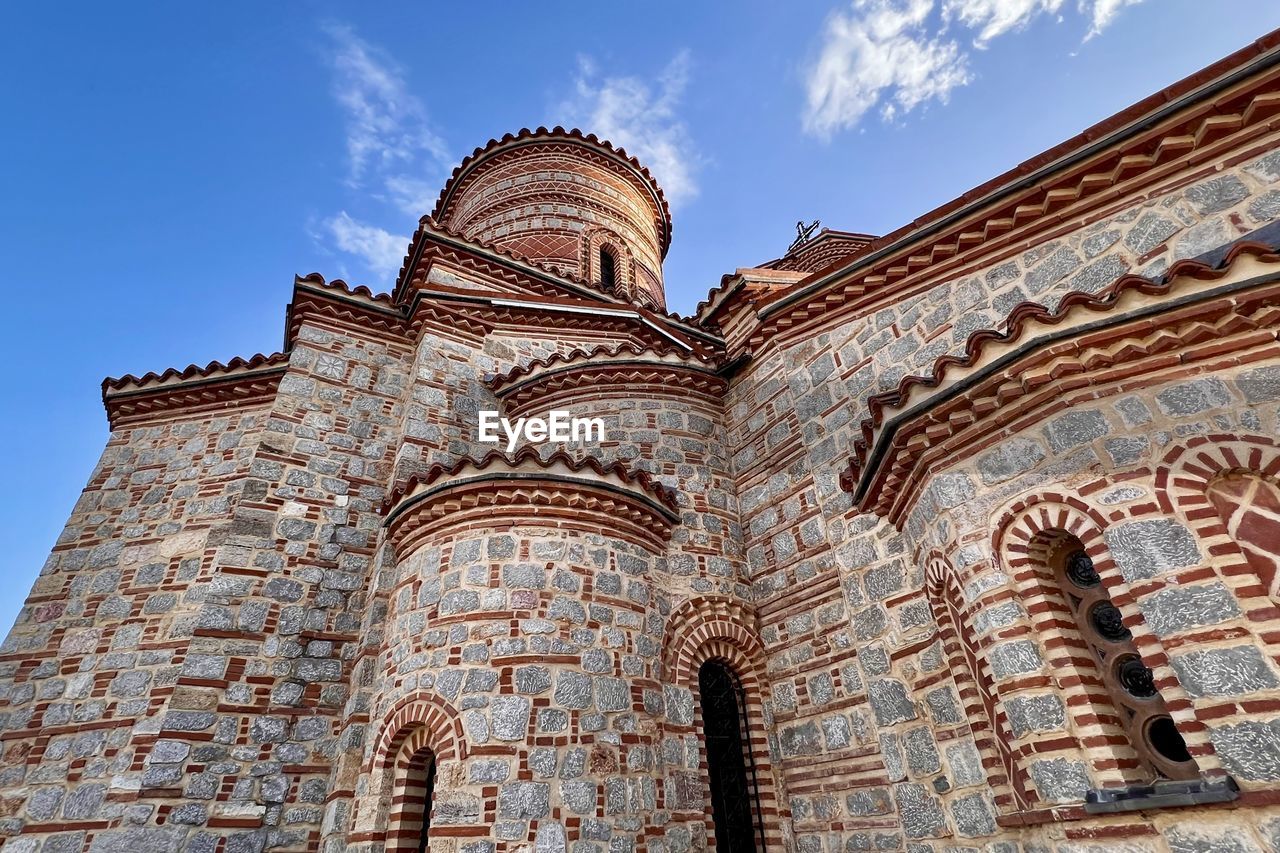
[{"x1": 6, "y1": 29, "x2": 1280, "y2": 853}]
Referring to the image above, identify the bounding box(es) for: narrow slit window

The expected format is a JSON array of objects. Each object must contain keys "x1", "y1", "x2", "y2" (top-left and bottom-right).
[
  {"x1": 413, "y1": 749, "x2": 437, "y2": 853},
  {"x1": 599, "y1": 247, "x2": 617, "y2": 289}
]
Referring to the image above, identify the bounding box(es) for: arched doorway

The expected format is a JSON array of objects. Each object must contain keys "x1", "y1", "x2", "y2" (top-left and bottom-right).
[
  {"x1": 698, "y1": 660, "x2": 762, "y2": 853},
  {"x1": 391, "y1": 745, "x2": 437, "y2": 853}
]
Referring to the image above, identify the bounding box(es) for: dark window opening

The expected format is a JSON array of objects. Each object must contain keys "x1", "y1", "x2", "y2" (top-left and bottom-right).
[
  {"x1": 1147, "y1": 716, "x2": 1193, "y2": 764},
  {"x1": 698, "y1": 660, "x2": 762, "y2": 853},
  {"x1": 413, "y1": 749, "x2": 437, "y2": 853},
  {"x1": 599, "y1": 247, "x2": 617, "y2": 289}
]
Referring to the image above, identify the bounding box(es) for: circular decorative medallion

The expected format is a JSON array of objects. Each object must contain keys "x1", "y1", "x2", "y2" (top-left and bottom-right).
[
  {"x1": 1116, "y1": 655, "x2": 1157, "y2": 698},
  {"x1": 1065, "y1": 549, "x2": 1101, "y2": 588},
  {"x1": 1090, "y1": 601, "x2": 1131, "y2": 641}
]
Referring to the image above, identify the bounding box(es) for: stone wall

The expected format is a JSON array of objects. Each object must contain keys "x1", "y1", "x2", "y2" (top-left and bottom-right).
[
  {"x1": 725, "y1": 138, "x2": 1280, "y2": 851},
  {"x1": 0, "y1": 407, "x2": 269, "y2": 850}
]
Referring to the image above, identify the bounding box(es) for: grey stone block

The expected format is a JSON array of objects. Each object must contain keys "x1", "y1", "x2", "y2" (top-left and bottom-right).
[
  {"x1": 1139, "y1": 581, "x2": 1240, "y2": 637},
  {"x1": 1171, "y1": 645, "x2": 1280, "y2": 697},
  {"x1": 1211, "y1": 718, "x2": 1280, "y2": 781},
  {"x1": 950, "y1": 791, "x2": 997, "y2": 837},
  {"x1": 868, "y1": 679, "x2": 917, "y2": 726},
  {"x1": 893, "y1": 782, "x2": 946, "y2": 839},
  {"x1": 1004, "y1": 693, "x2": 1066, "y2": 737},
  {"x1": 1044, "y1": 409, "x2": 1109, "y2": 453},
  {"x1": 491, "y1": 695, "x2": 532, "y2": 741},
  {"x1": 1239, "y1": 364, "x2": 1280, "y2": 403},
  {"x1": 1185, "y1": 175, "x2": 1250, "y2": 214},
  {"x1": 977, "y1": 438, "x2": 1046, "y2": 485},
  {"x1": 1124, "y1": 213, "x2": 1180, "y2": 254},
  {"x1": 1155, "y1": 378, "x2": 1232, "y2": 416},
  {"x1": 987, "y1": 639, "x2": 1042, "y2": 679},
  {"x1": 1028, "y1": 757, "x2": 1091, "y2": 802},
  {"x1": 1104, "y1": 518, "x2": 1201, "y2": 580},
  {"x1": 498, "y1": 782, "x2": 550, "y2": 819}
]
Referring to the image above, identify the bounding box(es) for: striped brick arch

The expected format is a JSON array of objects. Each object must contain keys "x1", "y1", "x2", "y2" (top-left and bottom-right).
[
  {"x1": 993, "y1": 496, "x2": 1214, "y2": 796},
  {"x1": 351, "y1": 692, "x2": 468, "y2": 851},
  {"x1": 663, "y1": 596, "x2": 786, "y2": 852},
  {"x1": 922, "y1": 551, "x2": 1029, "y2": 811},
  {"x1": 1157, "y1": 433, "x2": 1280, "y2": 602}
]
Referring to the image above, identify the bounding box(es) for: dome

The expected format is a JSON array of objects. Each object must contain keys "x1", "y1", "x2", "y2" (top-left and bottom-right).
[{"x1": 432, "y1": 127, "x2": 672, "y2": 310}]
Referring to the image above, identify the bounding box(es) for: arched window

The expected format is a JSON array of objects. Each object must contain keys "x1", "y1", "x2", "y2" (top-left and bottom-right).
[
  {"x1": 400, "y1": 746, "x2": 437, "y2": 853},
  {"x1": 599, "y1": 246, "x2": 617, "y2": 289},
  {"x1": 1046, "y1": 535, "x2": 1196, "y2": 781},
  {"x1": 698, "y1": 660, "x2": 762, "y2": 853}
]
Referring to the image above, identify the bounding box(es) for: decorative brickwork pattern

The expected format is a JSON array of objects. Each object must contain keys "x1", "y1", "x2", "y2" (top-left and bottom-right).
[{"x1": 9, "y1": 34, "x2": 1280, "y2": 853}]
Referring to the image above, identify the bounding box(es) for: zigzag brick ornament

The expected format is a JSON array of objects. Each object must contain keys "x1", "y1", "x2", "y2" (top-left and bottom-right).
[{"x1": 10, "y1": 30, "x2": 1280, "y2": 853}]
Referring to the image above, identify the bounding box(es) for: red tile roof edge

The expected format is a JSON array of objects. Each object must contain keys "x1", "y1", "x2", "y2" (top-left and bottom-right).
[
  {"x1": 102, "y1": 352, "x2": 289, "y2": 394},
  {"x1": 763, "y1": 28, "x2": 1280, "y2": 319},
  {"x1": 381, "y1": 446, "x2": 681, "y2": 516},
  {"x1": 487, "y1": 341, "x2": 721, "y2": 391}
]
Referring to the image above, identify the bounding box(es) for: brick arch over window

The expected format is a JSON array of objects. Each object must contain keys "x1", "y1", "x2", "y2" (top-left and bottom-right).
[
  {"x1": 922, "y1": 551, "x2": 1029, "y2": 811},
  {"x1": 583, "y1": 227, "x2": 635, "y2": 298},
  {"x1": 663, "y1": 596, "x2": 786, "y2": 851},
  {"x1": 351, "y1": 692, "x2": 469, "y2": 850},
  {"x1": 994, "y1": 496, "x2": 1212, "y2": 796},
  {"x1": 1157, "y1": 433, "x2": 1280, "y2": 601}
]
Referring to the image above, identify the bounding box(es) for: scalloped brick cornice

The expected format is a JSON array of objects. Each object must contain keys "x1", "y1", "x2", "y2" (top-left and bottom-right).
[
  {"x1": 488, "y1": 342, "x2": 720, "y2": 392},
  {"x1": 381, "y1": 448, "x2": 680, "y2": 556},
  {"x1": 844, "y1": 238, "x2": 1280, "y2": 524},
  {"x1": 101, "y1": 352, "x2": 288, "y2": 429},
  {"x1": 382, "y1": 446, "x2": 679, "y2": 517},
  {"x1": 102, "y1": 352, "x2": 288, "y2": 392}
]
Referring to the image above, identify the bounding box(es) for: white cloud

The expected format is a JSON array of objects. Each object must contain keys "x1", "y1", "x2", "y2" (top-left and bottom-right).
[
  {"x1": 323, "y1": 22, "x2": 451, "y2": 189},
  {"x1": 559, "y1": 52, "x2": 703, "y2": 207},
  {"x1": 804, "y1": 0, "x2": 1147, "y2": 136},
  {"x1": 324, "y1": 212, "x2": 407, "y2": 280},
  {"x1": 317, "y1": 23, "x2": 453, "y2": 282},
  {"x1": 1083, "y1": 0, "x2": 1144, "y2": 39},
  {"x1": 805, "y1": 0, "x2": 971, "y2": 137},
  {"x1": 942, "y1": 0, "x2": 1065, "y2": 45}
]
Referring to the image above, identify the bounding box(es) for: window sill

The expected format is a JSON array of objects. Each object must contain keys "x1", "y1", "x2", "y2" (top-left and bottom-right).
[{"x1": 1083, "y1": 776, "x2": 1239, "y2": 814}]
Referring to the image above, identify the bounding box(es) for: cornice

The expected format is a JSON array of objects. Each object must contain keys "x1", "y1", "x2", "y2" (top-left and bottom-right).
[
  {"x1": 382, "y1": 448, "x2": 680, "y2": 556},
  {"x1": 498, "y1": 361, "x2": 728, "y2": 416},
  {"x1": 745, "y1": 34, "x2": 1280, "y2": 352},
  {"x1": 488, "y1": 342, "x2": 721, "y2": 391},
  {"x1": 101, "y1": 353, "x2": 288, "y2": 430},
  {"x1": 287, "y1": 274, "x2": 413, "y2": 345},
  {"x1": 383, "y1": 446, "x2": 678, "y2": 516},
  {"x1": 102, "y1": 352, "x2": 288, "y2": 392},
  {"x1": 845, "y1": 239, "x2": 1280, "y2": 525}
]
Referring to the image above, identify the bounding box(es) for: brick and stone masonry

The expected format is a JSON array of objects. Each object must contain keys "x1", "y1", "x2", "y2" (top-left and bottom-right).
[{"x1": 6, "y1": 30, "x2": 1280, "y2": 853}]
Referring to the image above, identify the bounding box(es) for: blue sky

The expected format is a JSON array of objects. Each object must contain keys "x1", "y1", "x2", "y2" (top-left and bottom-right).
[{"x1": 2, "y1": 1, "x2": 1278, "y2": 631}]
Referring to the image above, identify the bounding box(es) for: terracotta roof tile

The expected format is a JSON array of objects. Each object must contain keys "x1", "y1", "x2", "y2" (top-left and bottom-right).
[
  {"x1": 102, "y1": 352, "x2": 288, "y2": 393},
  {"x1": 487, "y1": 341, "x2": 720, "y2": 391},
  {"x1": 381, "y1": 446, "x2": 680, "y2": 516}
]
